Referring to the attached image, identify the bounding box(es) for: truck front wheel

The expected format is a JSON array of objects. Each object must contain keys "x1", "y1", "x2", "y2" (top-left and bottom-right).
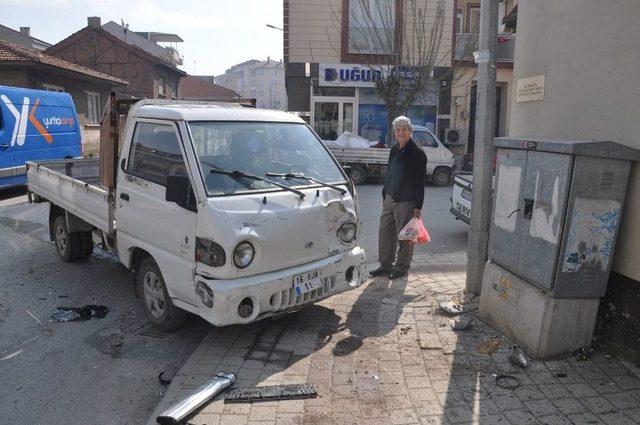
[
  {"x1": 137, "y1": 257, "x2": 187, "y2": 331},
  {"x1": 53, "y1": 215, "x2": 82, "y2": 262}
]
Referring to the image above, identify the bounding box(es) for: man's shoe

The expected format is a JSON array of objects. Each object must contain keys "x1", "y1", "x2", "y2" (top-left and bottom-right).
[
  {"x1": 389, "y1": 270, "x2": 408, "y2": 279},
  {"x1": 369, "y1": 267, "x2": 391, "y2": 277}
]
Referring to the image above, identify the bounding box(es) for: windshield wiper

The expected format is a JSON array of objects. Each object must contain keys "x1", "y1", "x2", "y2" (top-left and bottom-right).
[
  {"x1": 266, "y1": 172, "x2": 347, "y2": 195},
  {"x1": 210, "y1": 169, "x2": 305, "y2": 199}
]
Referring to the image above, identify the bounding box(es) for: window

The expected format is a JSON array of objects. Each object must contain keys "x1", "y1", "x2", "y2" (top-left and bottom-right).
[
  {"x1": 456, "y1": 7, "x2": 463, "y2": 33},
  {"x1": 188, "y1": 122, "x2": 345, "y2": 196},
  {"x1": 127, "y1": 122, "x2": 187, "y2": 186},
  {"x1": 86, "y1": 92, "x2": 100, "y2": 124},
  {"x1": 348, "y1": 0, "x2": 396, "y2": 54},
  {"x1": 158, "y1": 76, "x2": 167, "y2": 97},
  {"x1": 468, "y1": 5, "x2": 481, "y2": 34},
  {"x1": 42, "y1": 84, "x2": 64, "y2": 92},
  {"x1": 171, "y1": 79, "x2": 179, "y2": 99},
  {"x1": 413, "y1": 130, "x2": 438, "y2": 148}
]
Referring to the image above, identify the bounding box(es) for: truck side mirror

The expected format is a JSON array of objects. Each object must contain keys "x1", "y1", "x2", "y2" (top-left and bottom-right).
[{"x1": 166, "y1": 175, "x2": 195, "y2": 211}]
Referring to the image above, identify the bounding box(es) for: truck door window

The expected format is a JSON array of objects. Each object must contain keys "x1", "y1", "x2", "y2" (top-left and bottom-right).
[
  {"x1": 128, "y1": 122, "x2": 187, "y2": 186},
  {"x1": 413, "y1": 131, "x2": 438, "y2": 148}
]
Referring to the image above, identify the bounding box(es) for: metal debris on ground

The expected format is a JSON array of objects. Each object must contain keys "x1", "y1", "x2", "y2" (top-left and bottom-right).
[
  {"x1": 437, "y1": 293, "x2": 478, "y2": 316},
  {"x1": 157, "y1": 372, "x2": 236, "y2": 425},
  {"x1": 574, "y1": 348, "x2": 590, "y2": 361},
  {"x1": 495, "y1": 374, "x2": 521, "y2": 389},
  {"x1": 509, "y1": 345, "x2": 529, "y2": 368},
  {"x1": 451, "y1": 316, "x2": 474, "y2": 331},
  {"x1": 26, "y1": 310, "x2": 42, "y2": 325},
  {"x1": 50, "y1": 305, "x2": 109, "y2": 322},
  {"x1": 476, "y1": 338, "x2": 501, "y2": 354},
  {"x1": 224, "y1": 383, "x2": 317, "y2": 403}
]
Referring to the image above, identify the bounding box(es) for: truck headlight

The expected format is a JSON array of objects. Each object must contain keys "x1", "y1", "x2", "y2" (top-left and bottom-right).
[
  {"x1": 233, "y1": 241, "x2": 255, "y2": 268},
  {"x1": 196, "y1": 238, "x2": 226, "y2": 267},
  {"x1": 337, "y1": 222, "x2": 357, "y2": 243}
]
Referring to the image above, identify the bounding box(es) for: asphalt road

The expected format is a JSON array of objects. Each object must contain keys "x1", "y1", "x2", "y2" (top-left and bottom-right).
[{"x1": 0, "y1": 182, "x2": 467, "y2": 424}]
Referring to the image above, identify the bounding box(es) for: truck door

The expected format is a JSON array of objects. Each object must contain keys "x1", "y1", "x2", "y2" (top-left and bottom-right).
[
  {"x1": 116, "y1": 120, "x2": 198, "y2": 306},
  {"x1": 0, "y1": 100, "x2": 14, "y2": 188}
]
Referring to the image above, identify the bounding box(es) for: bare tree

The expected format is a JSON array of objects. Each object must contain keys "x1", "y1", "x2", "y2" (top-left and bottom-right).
[{"x1": 327, "y1": 0, "x2": 474, "y2": 144}]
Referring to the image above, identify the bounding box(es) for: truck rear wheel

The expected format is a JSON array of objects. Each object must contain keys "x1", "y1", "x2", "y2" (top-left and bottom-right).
[
  {"x1": 348, "y1": 166, "x2": 367, "y2": 185},
  {"x1": 53, "y1": 216, "x2": 83, "y2": 262},
  {"x1": 432, "y1": 167, "x2": 452, "y2": 186},
  {"x1": 137, "y1": 257, "x2": 187, "y2": 331}
]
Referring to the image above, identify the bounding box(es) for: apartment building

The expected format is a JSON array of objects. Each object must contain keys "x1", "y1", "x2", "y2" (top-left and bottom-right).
[{"x1": 215, "y1": 58, "x2": 286, "y2": 110}]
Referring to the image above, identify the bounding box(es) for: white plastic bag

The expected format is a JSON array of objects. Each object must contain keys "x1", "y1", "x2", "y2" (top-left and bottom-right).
[{"x1": 398, "y1": 217, "x2": 421, "y2": 242}]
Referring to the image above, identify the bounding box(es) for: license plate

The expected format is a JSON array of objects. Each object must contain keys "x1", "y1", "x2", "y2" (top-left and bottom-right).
[
  {"x1": 293, "y1": 269, "x2": 323, "y2": 295},
  {"x1": 456, "y1": 203, "x2": 470, "y2": 217},
  {"x1": 461, "y1": 188, "x2": 472, "y2": 201}
]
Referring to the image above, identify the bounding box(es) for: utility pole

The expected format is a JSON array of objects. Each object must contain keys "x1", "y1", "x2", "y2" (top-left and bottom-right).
[{"x1": 465, "y1": 0, "x2": 498, "y2": 295}]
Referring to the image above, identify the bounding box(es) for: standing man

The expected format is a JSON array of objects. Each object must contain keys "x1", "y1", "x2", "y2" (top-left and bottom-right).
[{"x1": 369, "y1": 116, "x2": 427, "y2": 279}]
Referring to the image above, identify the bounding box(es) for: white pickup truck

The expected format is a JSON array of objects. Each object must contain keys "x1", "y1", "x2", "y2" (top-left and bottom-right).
[
  {"x1": 328, "y1": 126, "x2": 455, "y2": 186},
  {"x1": 27, "y1": 98, "x2": 367, "y2": 330}
]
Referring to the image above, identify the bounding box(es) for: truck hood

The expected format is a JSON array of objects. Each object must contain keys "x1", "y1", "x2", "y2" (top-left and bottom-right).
[{"x1": 195, "y1": 187, "x2": 359, "y2": 279}]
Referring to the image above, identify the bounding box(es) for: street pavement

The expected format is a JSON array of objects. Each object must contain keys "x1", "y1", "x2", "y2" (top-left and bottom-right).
[{"x1": 147, "y1": 185, "x2": 640, "y2": 425}]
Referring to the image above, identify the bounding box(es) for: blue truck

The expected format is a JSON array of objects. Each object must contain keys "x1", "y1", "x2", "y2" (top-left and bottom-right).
[{"x1": 0, "y1": 85, "x2": 82, "y2": 189}]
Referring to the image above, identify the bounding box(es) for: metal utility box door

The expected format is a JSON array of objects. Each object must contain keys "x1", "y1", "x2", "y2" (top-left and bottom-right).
[{"x1": 488, "y1": 138, "x2": 639, "y2": 298}]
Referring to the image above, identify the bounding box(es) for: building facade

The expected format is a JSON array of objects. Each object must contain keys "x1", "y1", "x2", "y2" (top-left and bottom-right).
[
  {"x1": 284, "y1": 0, "x2": 454, "y2": 144},
  {"x1": 508, "y1": 0, "x2": 640, "y2": 362},
  {"x1": 215, "y1": 59, "x2": 286, "y2": 110},
  {"x1": 45, "y1": 17, "x2": 185, "y2": 101},
  {"x1": 0, "y1": 24, "x2": 50, "y2": 51},
  {"x1": 0, "y1": 40, "x2": 127, "y2": 155}
]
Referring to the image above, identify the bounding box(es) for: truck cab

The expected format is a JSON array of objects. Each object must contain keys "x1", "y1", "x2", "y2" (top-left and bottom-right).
[{"x1": 112, "y1": 102, "x2": 367, "y2": 328}]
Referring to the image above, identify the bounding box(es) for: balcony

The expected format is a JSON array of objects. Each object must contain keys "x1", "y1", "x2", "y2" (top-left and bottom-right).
[
  {"x1": 454, "y1": 33, "x2": 515, "y2": 63},
  {"x1": 165, "y1": 46, "x2": 184, "y2": 66}
]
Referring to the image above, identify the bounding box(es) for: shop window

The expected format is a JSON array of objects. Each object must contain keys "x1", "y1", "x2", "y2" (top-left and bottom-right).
[
  {"x1": 86, "y1": 92, "x2": 100, "y2": 124},
  {"x1": 348, "y1": 0, "x2": 396, "y2": 54}
]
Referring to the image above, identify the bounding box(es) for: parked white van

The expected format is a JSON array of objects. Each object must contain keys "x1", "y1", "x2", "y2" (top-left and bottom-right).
[{"x1": 27, "y1": 99, "x2": 367, "y2": 330}]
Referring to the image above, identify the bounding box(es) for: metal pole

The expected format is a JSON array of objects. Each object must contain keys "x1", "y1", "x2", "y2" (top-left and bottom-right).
[{"x1": 465, "y1": 0, "x2": 498, "y2": 295}]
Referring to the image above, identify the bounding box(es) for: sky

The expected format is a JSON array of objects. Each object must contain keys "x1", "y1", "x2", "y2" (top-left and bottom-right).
[{"x1": 0, "y1": 0, "x2": 284, "y2": 76}]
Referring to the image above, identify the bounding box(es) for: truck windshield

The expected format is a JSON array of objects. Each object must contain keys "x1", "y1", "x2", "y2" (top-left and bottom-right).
[{"x1": 188, "y1": 121, "x2": 346, "y2": 196}]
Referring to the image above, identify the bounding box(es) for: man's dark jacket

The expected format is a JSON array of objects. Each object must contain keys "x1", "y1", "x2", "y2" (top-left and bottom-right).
[{"x1": 382, "y1": 139, "x2": 428, "y2": 209}]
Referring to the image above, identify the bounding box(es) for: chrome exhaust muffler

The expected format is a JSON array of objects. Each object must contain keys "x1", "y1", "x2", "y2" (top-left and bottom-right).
[{"x1": 156, "y1": 371, "x2": 236, "y2": 425}]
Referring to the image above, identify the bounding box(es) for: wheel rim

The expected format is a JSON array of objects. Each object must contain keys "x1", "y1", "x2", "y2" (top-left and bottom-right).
[
  {"x1": 143, "y1": 270, "x2": 166, "y2": 319},
  {"x1": 350, "y1": 169, "x2": 364, "y2": 184},
  {"x1": 55, "y1": 223, "x2": 67, "y2": 255},
  {"x1": 435, "y1": 171, "x2": 449, "y2": 185}
]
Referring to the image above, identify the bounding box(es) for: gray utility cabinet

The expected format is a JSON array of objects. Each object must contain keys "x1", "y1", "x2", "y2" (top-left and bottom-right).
[{"x1": 488, "y1": 137, "x2": 640, "y2": 298}]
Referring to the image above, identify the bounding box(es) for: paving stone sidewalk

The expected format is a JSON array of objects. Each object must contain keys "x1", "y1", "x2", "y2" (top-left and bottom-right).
[{"x1": 148, "y1": 252, "x2": 640, "y2": 425}]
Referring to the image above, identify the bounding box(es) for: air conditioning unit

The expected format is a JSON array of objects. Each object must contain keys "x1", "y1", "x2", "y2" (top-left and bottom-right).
[{"x1": 444, "y1": 128, "x2": 467, "y2": 145}]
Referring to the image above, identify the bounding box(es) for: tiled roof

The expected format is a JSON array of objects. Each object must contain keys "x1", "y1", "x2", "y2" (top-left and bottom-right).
[
  {"x1": 0, "y1": 40, "x2": 128, "y2": 85},
  {"x1": 181, "y1": 76, "x2": 241, "y2": 100}
]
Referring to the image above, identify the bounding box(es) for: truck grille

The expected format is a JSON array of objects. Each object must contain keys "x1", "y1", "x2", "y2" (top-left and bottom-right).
[{"x1": 270, "y1": 275, "x2": 336, "y2": 310}]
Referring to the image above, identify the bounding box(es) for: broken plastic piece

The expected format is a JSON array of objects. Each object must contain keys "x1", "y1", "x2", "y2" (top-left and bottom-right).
[
  {"x1": 509, "y1": 345, "x2": 529, "y2": 368},
  {"x1": 437, "y1": 297, "x2": 478, "y2": 316},
  {"x1": 476, "y1": 338, "x2": 501, "y2": 354},
  {"x1": 495, "y1": 374, "x2": 521, "y2": 389},
  {"x1": 451, "y1": 316, "x2": 474, "y2": 331},
  {"x1": 224, "y1": 383, "x2": 317, "y2": 403},
  {"x1": 50, "y1": 305, "x2": 109, "y2": 322}
]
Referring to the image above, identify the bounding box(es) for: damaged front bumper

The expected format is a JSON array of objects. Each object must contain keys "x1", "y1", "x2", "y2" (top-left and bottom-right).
[{"x1": 194, "y1": 246, "x2": 366, "y2": 327}]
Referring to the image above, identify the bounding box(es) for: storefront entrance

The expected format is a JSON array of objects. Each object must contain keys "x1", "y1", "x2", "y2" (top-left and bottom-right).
[{"x1": 312, "y1": 98, "x2": 356, "y2": 141}]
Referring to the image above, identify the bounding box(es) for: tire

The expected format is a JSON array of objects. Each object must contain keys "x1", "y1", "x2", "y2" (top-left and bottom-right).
[
  {"x1": 432, "y1": 167, "x2": 452, "y2": 186},
  {"x1": 53, "y1": 215, "x2": 82, "y2": 262},
  {"x1": 137, "y1": 257, "x2": 187, "y2": 331},
  {"x1": 78, "y1": 231, "x2": 94, "y2": 260},
  {"x1": 348, "y1": 166, "x2": 367, "y2": 185}
]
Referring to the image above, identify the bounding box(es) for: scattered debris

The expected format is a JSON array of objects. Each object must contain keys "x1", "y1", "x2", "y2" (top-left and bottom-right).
[
  {"x1": 400, "y1": 326, "x2": 412, "y2": 335},
  {"x1": 38, "y1": 297, "x2": 47, "y2": 301},
  {"x1": 574, "y1": 348, "x2": 590, "y2": 361},
  {"x1": 495, "y1": 374, "x2": 521, "y2": 389},
  {"x1": 451, "y1": 316, "x2": 474, "y2": 331},
  {"x1": 372, "y1": 375, "x2": 380, "y2": 380},
  {"x1": 58, "y1": 295, "x2": 69, "y2": 299},
  {"x1": 225, "y1": 383, "x2": 317, "y2": 403},
  {"x1": 159, "y1": 370, "x2": 175, "y2": 386},
  {"x1": 26, "y1": 310, "x2": 42, "y2": 325},
  {"x1": 103, "y1": 332, "x2": 124, "y2": 358},
  {"x1": 50, "y1": 305, "x2": 109, "y2": 322},
  {"x1": 555, "y1": 372, "x2": 568, "y2": 378},
  {"x1": 509, "y1": 345, "x2": 529, "y2": 368},
  {"x1": 157, "y1": 372, "x2": 236, "y2": 425},
  {"x1": 476, "y1": 338, "x2": 501, "y2": 354},
  {"x1": 437, "y1": 293, "x2": 478, "y2": 316},
  {"x1": 0, "y1": 349, "x2": 23, "y2": 361}
]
